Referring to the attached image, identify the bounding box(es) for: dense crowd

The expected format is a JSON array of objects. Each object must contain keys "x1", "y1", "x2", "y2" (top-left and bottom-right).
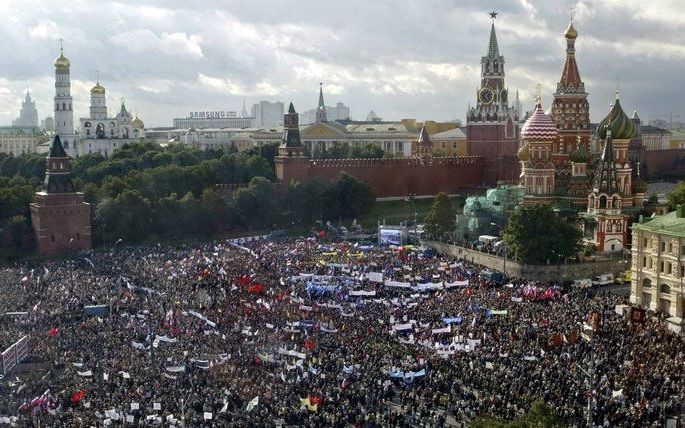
[{"x1": 0, "y1": 237, "x2": 683, "y2": 427}]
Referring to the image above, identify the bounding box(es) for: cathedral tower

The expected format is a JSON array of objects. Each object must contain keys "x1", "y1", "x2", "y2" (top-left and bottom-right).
[
  {"x1": 551, "y1": 20, "x2": 590, "y2": 191},
  {"x1": 53, "y1": 42, "x2": 78, "y2": 157},
  {"x1": 518, "y1": 98, "x2": 558, "y2": 204},
  {"x1": 466, "y1": 12, "x2": 520, "y2": 186},
  {"x1": 89, "y1": 76, "x2": 108, "y2": 121},
  {"x1": 30, "y1": 135, "x2": 92, "y2": 256}
]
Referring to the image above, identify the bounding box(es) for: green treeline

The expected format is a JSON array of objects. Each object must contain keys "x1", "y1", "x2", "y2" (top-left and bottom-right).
[{"x1": 0, "y1": 141, "x2": 375, "y2": 253}]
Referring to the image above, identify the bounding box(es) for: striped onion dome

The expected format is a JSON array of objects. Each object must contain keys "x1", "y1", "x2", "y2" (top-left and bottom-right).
[
  {"x1": 597, "y1": 93, "x2": 638, "y2": 140},
  {"x1": 517, "y1": 143, "x2": 530, "y2": 161},
  {"x1": 521, "y1": 99, "x2": 558, "y2": 142}
]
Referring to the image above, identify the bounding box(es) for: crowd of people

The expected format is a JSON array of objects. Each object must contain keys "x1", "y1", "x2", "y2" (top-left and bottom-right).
[{"x1": 0, "y1": 236, "x2": 683, "y2": 427}]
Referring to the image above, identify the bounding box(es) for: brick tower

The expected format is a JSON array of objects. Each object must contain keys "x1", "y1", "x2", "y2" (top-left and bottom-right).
[
  {"x1": 275, "y1": 102, "x2": 309, "y2": 184},
  {"x1": 551, "y1": 20, "x2": 591, "y2": 196},
  {"x1": 466, "y1": 11, "x2": 520, "y2": 186},
  {"x1": 30, "y1": 135, "x2": 92, "y2": 255}
]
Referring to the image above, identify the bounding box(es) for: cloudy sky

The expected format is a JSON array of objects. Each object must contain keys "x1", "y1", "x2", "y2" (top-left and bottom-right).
[{"x1": 0, "y1": 0, "x2": 683, "y2": 127}]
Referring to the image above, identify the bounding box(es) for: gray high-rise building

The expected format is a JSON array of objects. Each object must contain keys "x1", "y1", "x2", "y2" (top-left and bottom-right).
[
  {"x1": 251, "y1": 101, "x2": 284, "y2": 129},
  {"x1": 13, "y1": 90, "x2": 39, "y2": 127}
]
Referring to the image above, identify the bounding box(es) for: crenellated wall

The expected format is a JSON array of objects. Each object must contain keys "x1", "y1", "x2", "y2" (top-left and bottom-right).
[
  {"x1": 276, "y1": 155, "x2": 485, "y2": 197},
  {"x1": 641, "y1": 149, "x2": 685, "y2": 179}
]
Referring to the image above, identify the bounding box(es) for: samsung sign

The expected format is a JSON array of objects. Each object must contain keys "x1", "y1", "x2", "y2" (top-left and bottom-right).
[{"x1": 188, "y1": 111, "x2": 237, "y2": 119}]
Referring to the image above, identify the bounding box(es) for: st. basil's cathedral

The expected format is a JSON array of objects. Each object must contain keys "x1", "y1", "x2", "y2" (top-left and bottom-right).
[{"x1": 515, "y1": 19, "x2": 646, "y2": 253}]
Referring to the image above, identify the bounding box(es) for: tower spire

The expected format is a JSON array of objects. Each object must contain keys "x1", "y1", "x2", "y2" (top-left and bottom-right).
[
  {"x1": 316, "y1": 82, "x2": 327, "y2": 122},
  {"x1": 487, "y1": 11, "x2": 500, "y2": 58}
]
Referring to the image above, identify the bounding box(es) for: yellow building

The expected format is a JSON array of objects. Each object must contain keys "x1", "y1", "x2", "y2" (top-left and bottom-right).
[
  {"x1": 414, "y1": 127, "x2": 467, "y2": 157},
  {"x1": 631, "y1": 207, "x2": 685, "y2": 332}
]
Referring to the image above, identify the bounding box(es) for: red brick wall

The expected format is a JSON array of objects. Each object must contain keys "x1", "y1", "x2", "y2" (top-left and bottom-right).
[
  {"x1": 278, "y1": 156, "x2": 484, "y2": 197},
  {"x1": 30, "y1": 192, "x2": 92, "y2": 256},
  {"x1": 641, "y1": 149, "x2": 685, "y2": 179}
]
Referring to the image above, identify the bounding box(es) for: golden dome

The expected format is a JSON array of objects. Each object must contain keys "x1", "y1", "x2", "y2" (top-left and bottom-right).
[
  {"x1": 54, "y1": 53, "x2": 70, "y2": 69},
  {"x1": 564, "y1": 21, "x2": 578, "y2": 39},
  {"x1": 132, "y1": 116, "x2": 145, "y2": 129},
  {"x1": 90, "y1": 82, "x2": 106, "y2": 94}
]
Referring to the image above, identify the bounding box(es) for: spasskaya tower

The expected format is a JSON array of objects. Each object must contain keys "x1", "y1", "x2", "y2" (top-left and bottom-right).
[{"x1": 466, "y1": 11, "x2": 520, "y2": 186}]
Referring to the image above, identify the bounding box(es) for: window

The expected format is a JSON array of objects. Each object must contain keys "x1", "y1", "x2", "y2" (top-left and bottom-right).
[
  {"x1": 668, "y1": 263, "x2": 672, "y2": 274},
  {"x1": 51, "y1": 235, "x2": 55, "y2": 242},
  {"x1": 661, "y1": 242, "x2": 666, "y2": 252},
  {"x1": 642, "y1": 257, "x2": 647, "y2": 268},
  {"x1": 660, "y1": 284, "x2": 671, "y2": 294},
  {"x1": 660, "y1": 261, "x2": 664, "y2": 273}
]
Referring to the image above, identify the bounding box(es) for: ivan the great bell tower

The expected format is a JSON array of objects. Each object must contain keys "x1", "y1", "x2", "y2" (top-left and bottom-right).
[{"x1": 466, "y1": 12, "x2": 520, "y2": 186}]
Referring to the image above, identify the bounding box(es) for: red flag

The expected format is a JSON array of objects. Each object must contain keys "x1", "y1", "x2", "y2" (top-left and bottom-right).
[
  {"x1": 248, "y1": 283, "x2": 264, "y2": 294},
  {"x1": 304, "y1": 339, "x2": 316, "y2": 350},
  {"x1": 48, "y1": 328, "x2": 59, "y2": 336},
  {"x1": 309, "y1": 395, "x2": 323, "y2": 406},
  {"x1": 70, "y1": 390, "x2": 86, "y2": 405},
  {"x1": 237, "y1": 275, "x2": 251, "y2": 286},
  {"x1": 317, "y1": 230, "x2": 326, "y2": 239}
]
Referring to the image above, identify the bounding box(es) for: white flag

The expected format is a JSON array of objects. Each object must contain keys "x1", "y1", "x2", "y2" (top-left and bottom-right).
[{"x1": 246, "y1": 395, "x2": 259, "y2": 412}]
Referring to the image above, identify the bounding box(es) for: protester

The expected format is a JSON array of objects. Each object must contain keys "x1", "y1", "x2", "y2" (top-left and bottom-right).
[{"x1": 0, "y1": 237, "x2": 682, "y2": 426}]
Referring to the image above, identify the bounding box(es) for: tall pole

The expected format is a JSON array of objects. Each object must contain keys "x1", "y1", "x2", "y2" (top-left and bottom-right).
[{"x1": 587, "y1": 345, "x2": 594, "y2": 428}]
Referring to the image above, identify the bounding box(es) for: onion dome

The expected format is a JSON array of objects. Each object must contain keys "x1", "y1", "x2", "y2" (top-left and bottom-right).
[
  {"x1": 564, "y1": 21, "x2": 578, "y2": 39},
  {"x1": 517, "y1": 143, "x2": 530, "y2": 161},
  {"x1": 54, "y1": 52, "x2": 70, "y2": 70},
  {"x1": 521, "y1": 99, "x2": 559, "y2": 141},
  {"x1": 570, "y1": 143, "x2": 589, "y2": 163},
  {"x1": 132, "y1": 116, "x2": 144, "y2": 129},
  {"x1": 597, "y1": 93, "x2": 638, "y2": 140},
  {"x1": 90, "y1": 82, "x2": 106, "y2": 94},
  {"x1": 632, "y1": 162, "x2": 648, "y2": 194}
]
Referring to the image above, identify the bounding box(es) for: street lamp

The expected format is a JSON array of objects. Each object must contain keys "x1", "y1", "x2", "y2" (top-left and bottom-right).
[
  {"x1": 113, "y1": 238, "x2": 122, "y2": 251},
  {"x1": 490, "y1": 222, "x2": 507, "y2": 276}
]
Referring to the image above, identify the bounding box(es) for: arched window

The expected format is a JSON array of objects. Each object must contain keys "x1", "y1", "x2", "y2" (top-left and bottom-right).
[
  {"x1": 599, "y1": 195, "x2": 607, "y2": 208},
  {"x1": 62, "y1": 103, "x2": 66, "y2": 110},
  {"x1": 643, "y1": 278, "x2": 652, "y2": 289},
  {"x1": 612, "y1": 196, "x2": 619, "y2": 209},
  {"x1": 660, "y1": 284, "x2": 671, "y2": 294}
]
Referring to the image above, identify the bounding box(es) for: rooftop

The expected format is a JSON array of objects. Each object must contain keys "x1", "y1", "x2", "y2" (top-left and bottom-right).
[
  {"x1": 431, "y1": 128, "x2": 466, "y2": 140},
  {"x1": 633, "y1": 210, "x2": 685, "y2": 237}
]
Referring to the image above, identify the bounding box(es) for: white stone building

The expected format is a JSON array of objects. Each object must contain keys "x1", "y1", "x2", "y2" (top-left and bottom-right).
[{"x1": 631, "y1": 208, "x2": 685, "y2": 332}]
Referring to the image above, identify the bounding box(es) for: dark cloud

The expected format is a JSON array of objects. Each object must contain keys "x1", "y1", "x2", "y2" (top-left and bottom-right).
[{"x1": 0, "y1": 0, "x2": 681, "y2": 126}]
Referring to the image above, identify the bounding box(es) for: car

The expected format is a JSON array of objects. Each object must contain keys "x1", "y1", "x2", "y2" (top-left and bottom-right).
[
  {"x1": 615, "y1": 270, "x2": 631, "y2": 284},
  {"x1": 591, "y1": 274, "x2": 614, "y2": 287},
  {"x1": 571, "y1": 279, "x2": 592, "y2": 289}
]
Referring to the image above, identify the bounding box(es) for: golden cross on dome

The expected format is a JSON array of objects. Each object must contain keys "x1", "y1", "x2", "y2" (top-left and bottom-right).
[
  {"x1": 489, "y1": 11, "x2": 498, "y2": 20},
  {"x1": 95, "y1": 70, "x2": 99, "y2": 84},
  {"x1": 569, "y1": 6, "x2": 575, "y2": 21},
  {"x1": 59, "y1": 37, "x2": 64, "y2": 54},
  {"x1": 536, "y1": 83, "x2": 542, "y2": 99}
]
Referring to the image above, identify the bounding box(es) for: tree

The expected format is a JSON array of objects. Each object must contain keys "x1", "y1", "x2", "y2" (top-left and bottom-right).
[
  {"x1": 503, "y1": 204, "x2": 582, "y2": 264},
  {"x1": 2, "y1": 215, "x2": 31, "y2": 250},
  {"x1": 667, "y1": 181, "x2": 685, "y2": 210},
  {"x1": 424, "y1": 193, "x2": 454, "y2": 239},
  {"x1": 471, "y1": 401, "x2": 564, "y2": 428},
  {"x1": 325, "y1": 173, "x2": 375, "y2": 220}
]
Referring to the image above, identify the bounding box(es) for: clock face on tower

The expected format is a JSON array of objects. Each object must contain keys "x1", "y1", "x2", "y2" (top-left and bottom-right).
[{"x1": 479, "y1": 88, "x2": 494, "y2": 104}]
